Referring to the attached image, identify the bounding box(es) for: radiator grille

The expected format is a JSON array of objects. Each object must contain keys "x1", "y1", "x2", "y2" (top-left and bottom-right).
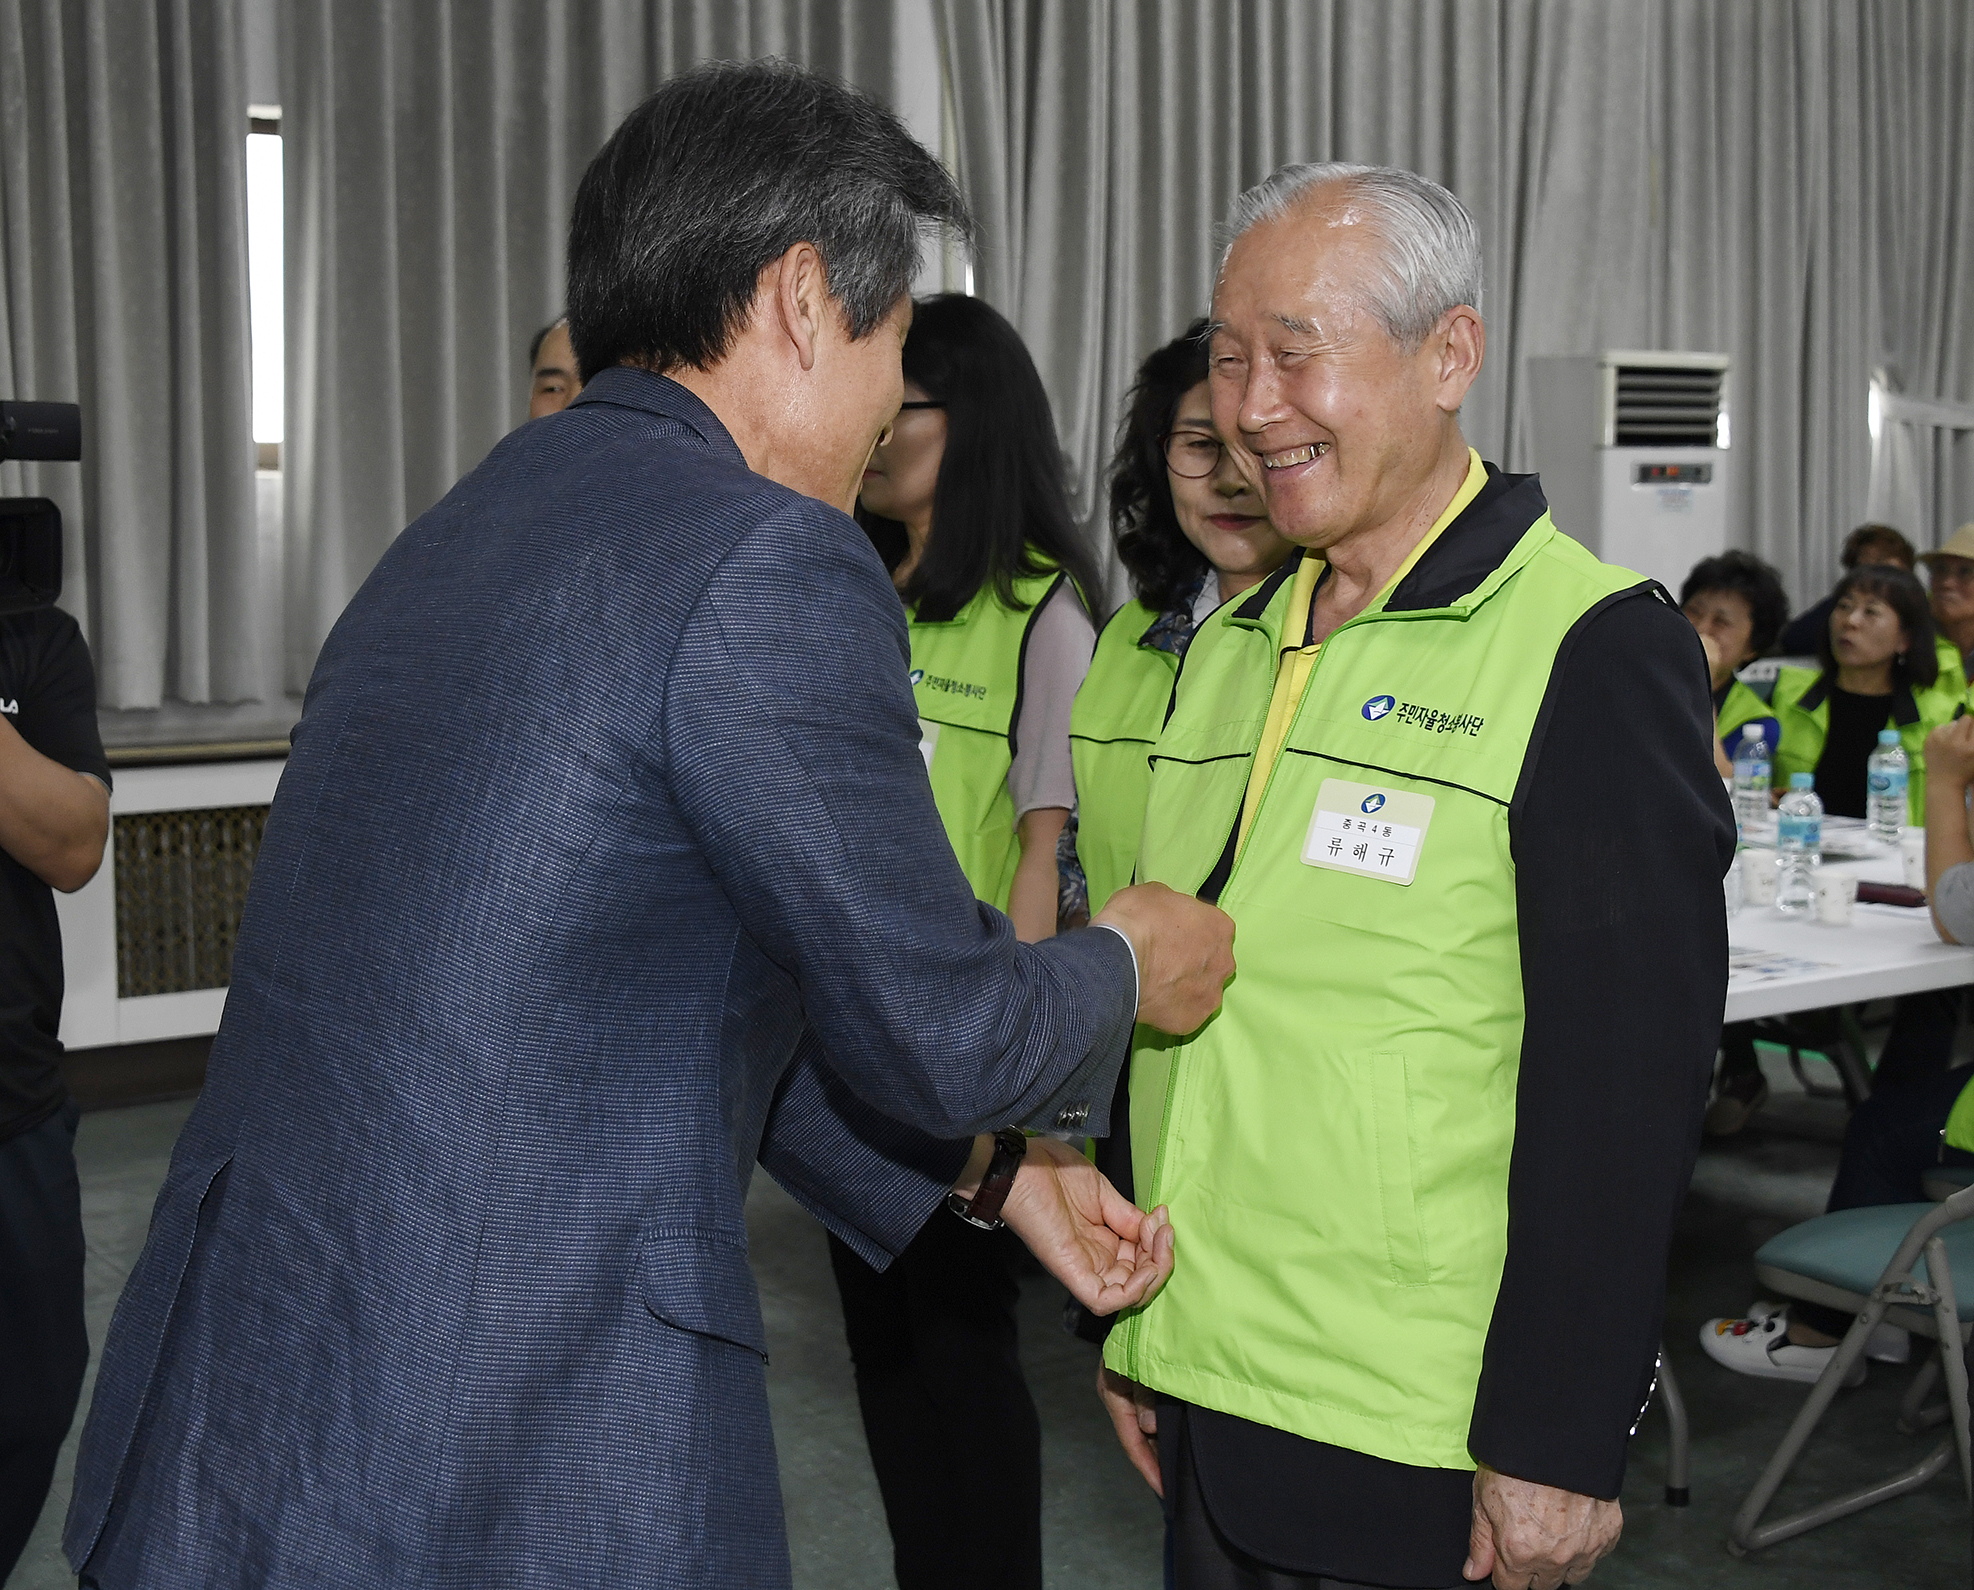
[
  {"x1": 114, "y1": 805, "x2": 269, "y2": 998},
  {"x1": 1613, "y1": 365, "x2": 1725, "y2": 447}
]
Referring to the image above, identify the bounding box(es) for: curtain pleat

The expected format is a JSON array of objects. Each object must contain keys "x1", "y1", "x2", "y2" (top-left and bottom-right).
[
  {"x1": 937, "y1": 0, "x2": 1974, "y2": 605},
  {"x1": 280, "y1": 0, "x2": 904, "y2": 690},
  {"x1": 0, "y1": 0, "x2": 258, "y2": 709}
]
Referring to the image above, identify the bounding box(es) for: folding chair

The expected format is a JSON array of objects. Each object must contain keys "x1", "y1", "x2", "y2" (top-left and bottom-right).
[
  {"x1": 1655, "y1": 1349, "x2": 1691, "y2": 1506},
  {"x1": 1728, "y1": 1184, "x2": 1974, "y2": 1554}
]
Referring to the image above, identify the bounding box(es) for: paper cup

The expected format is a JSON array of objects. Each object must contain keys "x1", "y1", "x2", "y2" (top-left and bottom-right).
[
  {"x1": 1901, "y1": 829, "x2": 1927, "y2": 891},
  {"x1": 1814, "y1": 871, "x2": 1858, "y2": 926},
  {"x1": 1739, "y1": 848, "x2": 1778, "y2": 906}
]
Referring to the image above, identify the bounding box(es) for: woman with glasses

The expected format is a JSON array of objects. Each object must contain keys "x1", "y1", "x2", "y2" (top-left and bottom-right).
[
  {"x1": 839, "y1": 292, "x2": 1103, "y2": 1590},
  {"x1": 1068, "y1": 322, "x2": 1292, "y2": 919}
]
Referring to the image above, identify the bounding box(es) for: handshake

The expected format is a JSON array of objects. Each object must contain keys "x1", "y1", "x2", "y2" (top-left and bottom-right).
[{"x1": 957, "y1": 882, "x2": 1235, "y2": 1319}]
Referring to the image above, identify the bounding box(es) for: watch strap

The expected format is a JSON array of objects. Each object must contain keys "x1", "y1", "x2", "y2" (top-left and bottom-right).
[{"x1": 946, "y1": 1128, "x2": 1028, "y2": 1230}]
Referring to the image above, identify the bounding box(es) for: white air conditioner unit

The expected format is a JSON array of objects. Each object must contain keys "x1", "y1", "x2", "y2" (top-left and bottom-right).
[{"x1": 1525, "y1": 351, "x2": 1732, "y2": 593}]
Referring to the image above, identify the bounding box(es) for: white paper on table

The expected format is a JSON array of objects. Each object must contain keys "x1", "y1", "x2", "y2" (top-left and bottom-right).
[{"x1": 1727, "y1": 947, "x2": 1839, "y2": 984}]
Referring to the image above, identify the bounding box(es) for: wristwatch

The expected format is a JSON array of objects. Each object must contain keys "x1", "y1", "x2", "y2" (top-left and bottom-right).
[{"x1": 946, "y1": 1128, "x2": 1028, "y2": 1230}]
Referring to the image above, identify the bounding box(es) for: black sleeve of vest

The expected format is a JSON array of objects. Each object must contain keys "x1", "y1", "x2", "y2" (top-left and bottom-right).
[{"x1": 1468, "y1": 588, "x2": 1734, "y2": 1500}]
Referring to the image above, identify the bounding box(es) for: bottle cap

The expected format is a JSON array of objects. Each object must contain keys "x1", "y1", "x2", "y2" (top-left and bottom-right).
[
  {"x1": 1879, "y1": 729, "x2": 1901, "y2": 745},
  {"x1": 1741, "y1": 723, "x2": 1763, "y2": 740},
  {"x1": 1791, "y1": 772, "x2": 1815, "y2": 790}
]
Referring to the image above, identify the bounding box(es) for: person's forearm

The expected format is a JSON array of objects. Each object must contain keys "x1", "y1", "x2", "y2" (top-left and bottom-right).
[
  {"x1": 0, "y1": 715, "x2": 108, "y2": 891},
  {"x1": 1925, "y1": 772, "x2": 1974, "y2": 942},
  {"x1": 1008, "y1": 806, "x2": 1069, "y2": 943}
]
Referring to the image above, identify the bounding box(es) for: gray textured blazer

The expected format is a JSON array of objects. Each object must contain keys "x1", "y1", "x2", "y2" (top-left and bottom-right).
[{"x1": 65, "y1": 369, "x2": 1135, "y2": 1589}]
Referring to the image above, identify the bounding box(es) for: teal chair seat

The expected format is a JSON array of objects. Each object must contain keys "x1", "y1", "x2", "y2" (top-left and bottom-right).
[
  {"x1": 1756, "y1": 1204, "x2": 1974, "y2": 1324},
  {"x1": 1924, "y1": 1166, "x2": 1974, "y2": 1203}
]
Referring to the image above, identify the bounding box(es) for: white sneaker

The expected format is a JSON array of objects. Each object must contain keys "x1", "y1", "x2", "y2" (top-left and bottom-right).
[
  {"x1": 1700, "y1": 1313, "x2": 1868, "y2": 1387},
  {"x1": 1743, "y1": 1300, "x2": 1911, "y2": 1363}
]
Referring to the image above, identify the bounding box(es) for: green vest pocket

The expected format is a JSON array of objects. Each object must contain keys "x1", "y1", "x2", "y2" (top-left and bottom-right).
[{"x1": 1368, "y1": 1052, "x2": 1432, "y2": 1287}]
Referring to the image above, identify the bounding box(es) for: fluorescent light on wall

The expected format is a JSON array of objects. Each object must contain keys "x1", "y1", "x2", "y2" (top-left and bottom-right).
[{"x1": 246, "y1": 131, "x2": 283, "y2": 448}]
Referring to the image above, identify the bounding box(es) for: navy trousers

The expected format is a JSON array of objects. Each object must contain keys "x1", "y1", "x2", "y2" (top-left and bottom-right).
[{"x1": 0, "y1": 1099, "x2": 88, "y2": 1580}]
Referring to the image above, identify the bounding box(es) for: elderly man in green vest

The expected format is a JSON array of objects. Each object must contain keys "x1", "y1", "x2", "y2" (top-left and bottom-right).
[{"x1": 1096, "y1": 163, "x2": 1734, "y2": 1590}]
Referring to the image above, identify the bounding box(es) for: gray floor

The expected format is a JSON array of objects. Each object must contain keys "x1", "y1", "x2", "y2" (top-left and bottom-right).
[{"x1": 9, "y1": 1047, "x2": 1969, "y2": 1589}]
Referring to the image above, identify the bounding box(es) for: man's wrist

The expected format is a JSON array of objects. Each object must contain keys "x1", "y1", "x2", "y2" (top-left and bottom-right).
[
  {"x1": 1093, "y1": 922, "x2": 1140, "y2": 1009},
  {"x1": 950, "y1": 1133, "x2": 995, "y2": 1199}
]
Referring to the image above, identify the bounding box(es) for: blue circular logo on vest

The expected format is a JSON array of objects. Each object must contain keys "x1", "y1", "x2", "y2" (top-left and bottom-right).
[
  {"x1": 1361, "y1": 694, "x2": 1396, "y2": 721},
  {"x1": 908, "y1": 668, "x2": 925, "y2": 685},
  {"x1": 1361, "y1": 793, "x2": 1386, "y2": 814}
]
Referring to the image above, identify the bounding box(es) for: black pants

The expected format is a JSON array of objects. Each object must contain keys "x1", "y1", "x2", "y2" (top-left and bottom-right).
[
  {"x1": 0, "y1": 1100, "x2": 88, "y2": 1580},
  {"x1": 827, "y1": 1214, "x2": 1041, "y2": 1590},
  {"x1": 1795, "y1": 1064, "x2": 1974, "y2": 1338},
  {"x1": 1720, "y1": 991, "x2": 1962, "y2": 1094},
  {"x1": 1161, "y1": 1404, "x2": 1465, "y2": 1590}
]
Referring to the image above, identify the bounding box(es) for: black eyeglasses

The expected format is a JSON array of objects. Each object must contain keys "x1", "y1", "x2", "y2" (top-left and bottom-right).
[
  {"x1": 898, "y1": 400, "x2": 946, "y2": 411},
  {"x1": 1163, "y1": 429, "x2": 1228, "y2": 479}
]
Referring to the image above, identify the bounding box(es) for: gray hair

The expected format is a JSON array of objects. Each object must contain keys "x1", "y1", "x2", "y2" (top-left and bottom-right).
[{"x1": 1220, "y1": 162, "x2": 1482, "y2": 347}]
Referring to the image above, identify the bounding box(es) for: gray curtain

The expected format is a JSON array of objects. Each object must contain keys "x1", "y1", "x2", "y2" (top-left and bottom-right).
[
  {"x1": 279, "y1": 0, "x2": 912, "y2": 690},
  {"x1": 936, "y1": 0, "x2": 1974, "y2": 607},
  {"x1": 1864, "y1": 0, "x2": 1974, "y2": 550},
  {"x1": 0, "y1": 0, "x2": 260, "y2": 709}
]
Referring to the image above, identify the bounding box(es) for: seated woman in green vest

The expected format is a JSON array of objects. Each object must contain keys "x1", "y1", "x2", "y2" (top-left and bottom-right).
[
  {"x1": 1703, "y1": 711, "x2": 1974, "y2": 1384},
  {"x1": 1771, "y1": 563, "x2": 1948, "y2": 822},
  {"x1": 1678, "y1": 550, "x2": 1787, "y2": 776},
  {"x1": 839, "y1": 291, "x2": 1104, "y2": 1590},
  {"x1": 1067, "y1": 321, "x2": 1293, "y2": 916}
]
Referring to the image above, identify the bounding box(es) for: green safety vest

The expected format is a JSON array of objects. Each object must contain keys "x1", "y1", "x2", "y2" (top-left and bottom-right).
[
  {"x1": 1716, "y1": 677, "x2": 1773, "y2": 743},
  {"x1": 1101, "y1": 514, "x2": 1647, "y2": 1471},
  {"x1": 1068, "y1": 599, "x2": 1181, "y2": 914},
  {"x1": 911, "y1": 567, "x2": 1068, "y2": 909},
  {"x1": 1937, "y1": 634, "x2": 1971, "y2": 704},
  {"x1": 1946, "y1": 1073, "x2": 1974, "y2": 1155},
  {"x1": 1770, "y1": 667, "x2": 1954, "y2": 825}
]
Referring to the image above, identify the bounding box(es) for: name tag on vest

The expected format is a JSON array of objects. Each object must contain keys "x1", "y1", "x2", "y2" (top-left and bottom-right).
[
  {"x1": 1301, "y1": 778, "x2": 1434, "y2": 885},
  {"x1": 917, "y1": 718, "x2": 940, "y2": 773}
]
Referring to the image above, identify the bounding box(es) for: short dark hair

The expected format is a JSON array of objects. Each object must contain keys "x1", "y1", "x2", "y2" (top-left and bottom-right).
[
  {"x1": 859, "y1": 294, "x2": 1102, "y2": 624},
  {"x1": 1678, "y1": 550, "x2": 1791, "y2": 657},
  {"x1": 1816, "y1": 564, "x2": 1940, "y2": 688},
  {"x1": 528, "y1": 316, "x2": 567, "y2": 369},
  {"x1": 567, "y1": 60, "x2": 970, "y2": 381},
  {"x1": 1841, "y1": 523, "x2": 1915, "y2": 570},
  {"x1": 1109, "y1": 323, "x2": 1213, "y2": 614}
]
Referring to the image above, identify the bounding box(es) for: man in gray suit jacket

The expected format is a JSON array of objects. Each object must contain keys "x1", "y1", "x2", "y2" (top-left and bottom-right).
[{"x1": 66, "y1": 61, "x2": 1233, "y2": 1590}]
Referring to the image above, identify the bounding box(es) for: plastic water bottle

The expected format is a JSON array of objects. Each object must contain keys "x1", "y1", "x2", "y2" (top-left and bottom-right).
[
  {"x1": 1867, "y1": 729, "x2": 1909, "y2": 843},
  {"x1": 1775, "y1": 772, "x2": 1823, "y2": 917},
  {"x1": 1732, "y1": 723, "x2": 1772, "y2": 839}
]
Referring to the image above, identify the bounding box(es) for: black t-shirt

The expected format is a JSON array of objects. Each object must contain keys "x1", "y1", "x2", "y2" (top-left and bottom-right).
[
  {"x1": 0, "y1": 607, "x2": 110, "y2": 1141},
  {"x1": 1813, "y1": 687, "x2": 1892, "y2": 819}
]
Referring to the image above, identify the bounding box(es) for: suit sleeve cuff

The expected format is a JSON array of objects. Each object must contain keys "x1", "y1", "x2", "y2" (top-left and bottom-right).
[{"x1": 1011, "y1": 925, "x2": 1136, "y2": 1139}]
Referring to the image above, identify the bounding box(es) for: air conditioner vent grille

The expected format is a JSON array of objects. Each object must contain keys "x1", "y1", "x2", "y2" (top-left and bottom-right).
[
  {"x1": 1613, "y1": 365, "x2": 1724, "y2": 447},
  {"x1": 114, "y1": 805, "x2": 269, "y2": 998}
]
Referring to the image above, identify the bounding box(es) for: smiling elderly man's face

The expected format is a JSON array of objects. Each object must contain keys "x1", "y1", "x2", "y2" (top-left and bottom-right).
[{"x1": 1208, "y1": 188, "x2": 1477, "y2": 550}]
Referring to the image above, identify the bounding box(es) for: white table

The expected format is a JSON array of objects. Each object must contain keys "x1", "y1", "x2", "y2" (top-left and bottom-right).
[{"x1": 1725, "y1": 831, "x2": 1974, "y2": 1098}]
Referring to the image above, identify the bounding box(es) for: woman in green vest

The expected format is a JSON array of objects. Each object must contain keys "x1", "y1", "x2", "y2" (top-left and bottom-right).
[
  {"x1": 836, "y1": 293, "x2": 1102, "y2": 1590},
  {"x1": 1068, "y1": 322, "x2": 1292, "y2": 915},
  {"x1": 1678, "y1": 550, "x2": 1787, "y2": 775},
  {"x1": 1771, "y1": 563, "x2": 1948, "y2": 822}
]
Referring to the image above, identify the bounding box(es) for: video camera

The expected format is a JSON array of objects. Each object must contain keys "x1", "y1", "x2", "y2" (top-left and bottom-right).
[{"x1": 0, "y1": 400, "x2": 81, "y2": 614}]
